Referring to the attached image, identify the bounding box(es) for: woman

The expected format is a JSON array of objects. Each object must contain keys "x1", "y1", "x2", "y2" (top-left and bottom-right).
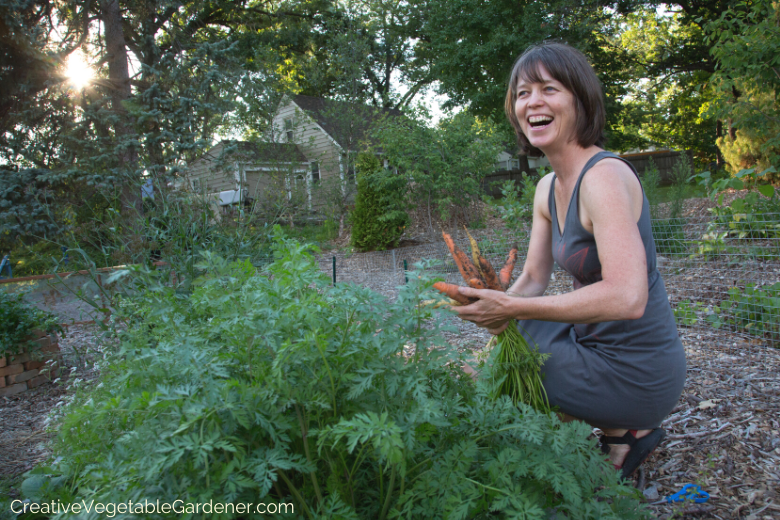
[{"x1": 456, "y1": 42, "x2": 686, "y2": 479}]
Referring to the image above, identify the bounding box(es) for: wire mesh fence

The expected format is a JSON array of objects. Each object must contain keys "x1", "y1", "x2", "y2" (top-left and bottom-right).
[
  {"x1": 5, "y1": 212, "x2": 778, "y2": 347},
  {"x1": 315, "y1": 213, "x2": 780, "y2": 347}
]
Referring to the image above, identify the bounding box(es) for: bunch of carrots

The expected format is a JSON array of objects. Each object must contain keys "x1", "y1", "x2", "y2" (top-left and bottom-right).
[{"x1": 433, "y1": 230, "x2": 551, "y2": 413}]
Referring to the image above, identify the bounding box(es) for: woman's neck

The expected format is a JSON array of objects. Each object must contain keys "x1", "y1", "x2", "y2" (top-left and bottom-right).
[{"x1": 544, "y1": 144, "x2": 604, "y2": 185}]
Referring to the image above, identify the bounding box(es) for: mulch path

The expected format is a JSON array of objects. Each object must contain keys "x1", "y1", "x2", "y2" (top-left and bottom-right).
[
  {"x1": 0, "y1": 324, "x2": 102, "y2": 500},
  {"x1": 644, "y1": 330, "x2": 780, "y2": 519}
]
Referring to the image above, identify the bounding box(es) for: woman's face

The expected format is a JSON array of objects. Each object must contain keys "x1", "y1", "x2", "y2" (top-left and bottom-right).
[{"x1": 514, "y1": 65, "x2": 578, "y2": 153}]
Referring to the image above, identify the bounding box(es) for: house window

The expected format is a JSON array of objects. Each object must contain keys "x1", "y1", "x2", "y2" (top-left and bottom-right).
[
  {"x1": 284, "y1": 118, "x2": 294, "y2": 142},
  {"x1": 310, "y1": 161, "x2": 320, "y2": 183}
]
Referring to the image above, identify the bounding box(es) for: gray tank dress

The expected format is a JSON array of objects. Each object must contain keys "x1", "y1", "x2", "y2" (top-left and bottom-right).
[{"x1": 516, "y1": 151, "x2": 686, "y2": 430}]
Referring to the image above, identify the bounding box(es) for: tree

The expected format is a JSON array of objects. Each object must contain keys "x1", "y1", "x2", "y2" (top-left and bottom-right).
[
  {"x1": 350, "y1": 153, "x2": 409, "y2": 251},
  {"x1": 604, "y1": 6, "x2": 719, "y2": 164},
  {"x1": 416, "y1": 0, "x2": 657, "y2": 150},
  {"x1": 372, "y1": 109, "x2": 504, "y2": 235},
  {"x1": 705, "y1": 0, "x2": 780, "y2": 179},
  {"x1": 0, "y1": 0, "x2": 300, "y2": 260}
]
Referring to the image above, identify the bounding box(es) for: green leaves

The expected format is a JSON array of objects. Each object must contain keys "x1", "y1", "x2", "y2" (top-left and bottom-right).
[
  {"x1": 705, "y1": 0, "x2": 780, "y2": 176},
  {"x1": 320, "y1": 412, "x2": 405, "y2": 464},
  {"x1": 0, "y1": 291, "x2": 61, "y2": 355},
  {"x1": 350, "y1": 152, "x2": 409, "y2": 251},
  {"x1": 33, "y1": 241, "x2": 649, "y2": 519},
  {"x1": 370, "y1": 110, "x2": 504, "y2": 232}
]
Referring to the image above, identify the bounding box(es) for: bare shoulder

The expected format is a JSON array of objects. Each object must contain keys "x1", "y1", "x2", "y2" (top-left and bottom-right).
[
  {"x1": 534, "y1": 172, "x2": 556, "y2": 220},
  {"x1": 580, "y1": 157, "x2": 642, "y2": 204}
]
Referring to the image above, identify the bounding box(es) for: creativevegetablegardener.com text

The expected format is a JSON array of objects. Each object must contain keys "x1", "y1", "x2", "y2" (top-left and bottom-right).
[{"x1": 10, "y1": 499, "x2": 294, "y2": 517}]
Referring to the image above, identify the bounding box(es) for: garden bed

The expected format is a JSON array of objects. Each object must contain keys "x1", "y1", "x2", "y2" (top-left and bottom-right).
[{"x1": 2, "y1": 191, "x2": 778, "y2": 518}]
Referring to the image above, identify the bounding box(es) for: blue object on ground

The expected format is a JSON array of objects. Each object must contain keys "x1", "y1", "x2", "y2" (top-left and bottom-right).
[
  {"x1": 667, "y1": 484, "x2": 710, "y2": 503},
  {"x1": 0, "y1": 255, "x2": 11, "y2": 279}
]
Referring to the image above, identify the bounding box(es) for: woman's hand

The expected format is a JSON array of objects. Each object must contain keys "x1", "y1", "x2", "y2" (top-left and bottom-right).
[{"x1": 453, "y1": 287, "x2": 520, "y2": 335}]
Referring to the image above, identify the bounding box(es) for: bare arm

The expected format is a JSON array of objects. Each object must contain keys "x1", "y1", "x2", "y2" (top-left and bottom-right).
[
  {"x1": 505, "y1": 173, "x2": 555, "y2": 298},
  {"x1": 455, "y1": 161, "x2": 648, "y2": 332}
]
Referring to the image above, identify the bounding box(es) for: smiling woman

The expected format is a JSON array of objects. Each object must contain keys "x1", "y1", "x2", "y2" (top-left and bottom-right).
[
  {"x1": 455, "y1": 41, "x2": 687, "y2": 482},
  {"x1": 65, "y1": 50, "x2": 94, "y2": 90}
]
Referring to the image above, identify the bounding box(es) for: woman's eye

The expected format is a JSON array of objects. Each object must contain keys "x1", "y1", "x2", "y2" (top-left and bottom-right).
[{"x1": 517, "y1": 90, "x2": 528, "y2": 97}]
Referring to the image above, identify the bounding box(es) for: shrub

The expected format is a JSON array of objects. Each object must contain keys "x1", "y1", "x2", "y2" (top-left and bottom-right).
[
  {"x1": 350, "y1": 153, "x2": 409, "y2": 251},
  {"x1": 488, "y1": 172, "x2": 539, "y2": 234},
  {"x1": 20, "y1": 239, "x2": 650, "y2": 520},
  {"x1": 0, "y1": 291, "x2": 60, "y2": 355},
  {"x1": 640, "y1": 157, "x2": 662, "y2": 220},
  {"x1": 668, "y1": 153, "x2": 693, "y2": 219}
]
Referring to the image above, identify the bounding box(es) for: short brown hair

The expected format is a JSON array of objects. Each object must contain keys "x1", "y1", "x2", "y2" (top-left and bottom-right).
[{"x1": 504, "y1": 42, "x2": 605, "y2": 156}]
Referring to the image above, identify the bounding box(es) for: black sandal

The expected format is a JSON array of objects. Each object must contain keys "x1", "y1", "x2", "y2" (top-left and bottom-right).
[{"x1": 600, "y1": 428, "x2": 666, "y2": 480}]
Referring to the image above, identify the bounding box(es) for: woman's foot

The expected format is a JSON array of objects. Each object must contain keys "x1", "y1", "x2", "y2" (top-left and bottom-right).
[
  {"x1": 462, "y1": 362, "x2": 479, "y2": 381},
  {"x1": 600, "y1": 428, "x2": 666, "y2": 479},
  {"x1": 601, "y1": 429, "x2": 651, "y2": 468}
]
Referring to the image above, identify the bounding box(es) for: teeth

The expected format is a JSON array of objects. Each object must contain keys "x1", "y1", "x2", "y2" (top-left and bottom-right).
[{"x1": 528, "y1": 115, "x2": 553, "y2": 124}]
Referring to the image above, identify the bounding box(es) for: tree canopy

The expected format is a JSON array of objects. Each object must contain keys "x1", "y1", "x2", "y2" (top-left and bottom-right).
[{"x1": 1, "y1": 0, "x2": 776, "y2": 251}]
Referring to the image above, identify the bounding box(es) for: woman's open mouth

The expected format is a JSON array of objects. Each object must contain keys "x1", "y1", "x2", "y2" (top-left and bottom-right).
[{"x1": 528, "y1": 115, "x2": 553, "y2": 130}]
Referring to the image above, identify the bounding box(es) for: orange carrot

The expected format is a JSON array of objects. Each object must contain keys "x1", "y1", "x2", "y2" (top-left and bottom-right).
[
  {"x1": 498, "y1": 245, "x2": 518, "y2": 290},
  {"x1": 477, "y1": 256, "x2": 502, "y2": 291},
  {"x1": 467, "y1": 277, "x2": 488, "y2": 290},
  {"x1": 433, "y1": 281, "x2": 475, "y2": 305},
  {"x1": 442, "y1": 231, "x2": 483, "y2": 284},
  {"x1": 464, "y1": 228, "x2": 483, "y2": 277}
]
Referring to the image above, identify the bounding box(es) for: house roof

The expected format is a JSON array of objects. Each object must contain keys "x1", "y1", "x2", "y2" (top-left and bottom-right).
[
  {"x1": 217, "y1": 140, "x2": 308, "y2": 163},
  {"x1": 291, "y1": 94, "x2": 404, "y2": 150}
]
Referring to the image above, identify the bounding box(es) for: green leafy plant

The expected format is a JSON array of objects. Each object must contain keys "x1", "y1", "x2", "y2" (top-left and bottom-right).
[
  {"x1": 21, "y1": 238, "x2": 650, "y2": 520},
  {"x1": 673, "y1": 299, "x2": 701, "y2": 327},
  {"x1": 668, "y1": 153, "x2": 693, "y2": 219},
  {"x1": 692, "y1": 229, "x2": 732, "y2": 261},
  {"x1": 716, "y1": 283, "x2": 780, "y2": 344},
  {"x1": 690, "y1": 166, "x2": 780, "y2": 262},
  {"x1": 640, "y1": 157, "x2": 663, "y2": 220},
  {"x1": 705, "y1": 0, "x2": 780, "y2": 180},
  {"x1": 371, "y1": 110, "x2": 504, "y2": 234},
  {"x1": 0, "y1": 291, "x2": 60, "y2": 355},
  {"x1": 488, "y1": 170, "x2": 539, "y2": 234}
]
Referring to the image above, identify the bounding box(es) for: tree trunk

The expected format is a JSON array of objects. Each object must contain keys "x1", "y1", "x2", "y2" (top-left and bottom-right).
[
  {"x1": 427, "y1": 190, "x2": 434, "y2": 236},
  {"x1": 102, "y1": 0, "x2": 140, "y2": 214}
]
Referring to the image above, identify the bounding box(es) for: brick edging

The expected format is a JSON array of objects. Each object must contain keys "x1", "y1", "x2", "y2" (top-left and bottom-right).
[{"x1": 0, "y1": 330, "x2": 62, "y2": 397}]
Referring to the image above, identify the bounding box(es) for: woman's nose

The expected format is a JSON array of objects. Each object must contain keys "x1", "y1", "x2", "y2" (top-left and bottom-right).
[{"x1": 527, "y1": 88, "x2": 543, "y2": 106}]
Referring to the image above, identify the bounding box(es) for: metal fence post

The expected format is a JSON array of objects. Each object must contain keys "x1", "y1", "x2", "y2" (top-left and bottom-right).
[
  {"x1": 332, "y1": 256, "x2": 336, "y2": 285},
  {"x1": 403, "y1": 259, "x2": 408, "y2": 284}
]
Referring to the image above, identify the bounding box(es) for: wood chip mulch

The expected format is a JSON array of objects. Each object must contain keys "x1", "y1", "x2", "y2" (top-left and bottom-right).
[{"x1": 643, "y1": 329, "x2": 780, "y2": 520}]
